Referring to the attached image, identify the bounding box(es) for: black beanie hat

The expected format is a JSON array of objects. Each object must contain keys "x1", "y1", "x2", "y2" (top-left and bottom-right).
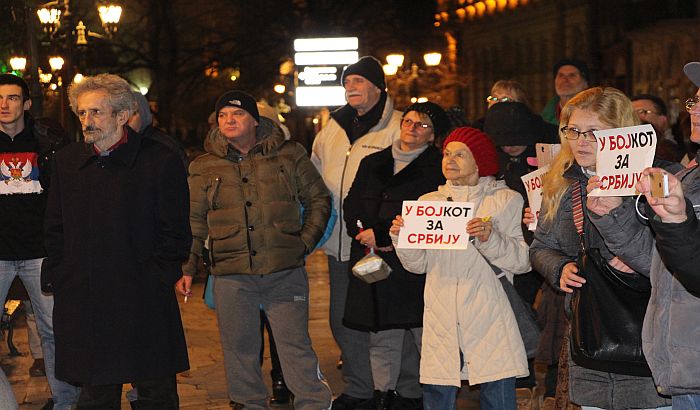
[
  {"x1": 403, "y1": 102, "x2": 451, "y2": 141},
  {"x1": 215, "y1": 90, "x2": 260, "y2": 122},
  {"x1": 484, "y1": 102, "x2": 558, "y2": 147},
  {"x1": 552, "y1": 58, "x2": 590, "y2": 83},
  {"x1": 341, "y1": 56, "x2": 386, "y2": 90}
]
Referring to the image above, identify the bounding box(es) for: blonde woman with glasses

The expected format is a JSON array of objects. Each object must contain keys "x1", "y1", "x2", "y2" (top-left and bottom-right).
[
  {"x1": 583, "y1": 63, "x2": 700, "y2": 409},
  {"x1": 529, "y1": 87, "x2": 672, "y2": 409}
]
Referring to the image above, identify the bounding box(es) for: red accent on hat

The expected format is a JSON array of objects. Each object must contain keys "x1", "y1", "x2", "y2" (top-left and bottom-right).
[{"x1": 442, "y1": 127, "x2": 499, "y2": 177}]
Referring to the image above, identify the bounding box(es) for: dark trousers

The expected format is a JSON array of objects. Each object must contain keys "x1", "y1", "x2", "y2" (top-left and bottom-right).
[{"x1": 76, "y1": 375, "x2": 178, "y2": 409}]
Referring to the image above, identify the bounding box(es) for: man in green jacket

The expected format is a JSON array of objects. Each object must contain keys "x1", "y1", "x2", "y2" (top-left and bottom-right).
[{"x1": 184, "y1": 91, "x2": 332, "y2": 409}]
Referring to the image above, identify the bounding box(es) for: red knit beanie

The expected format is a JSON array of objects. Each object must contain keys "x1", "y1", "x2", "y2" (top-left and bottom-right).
[{"x1": 442, "y1": 127, "x2": 499, "y2": 177}]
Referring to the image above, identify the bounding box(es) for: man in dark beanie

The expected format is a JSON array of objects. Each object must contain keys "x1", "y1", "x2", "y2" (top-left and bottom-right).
[
  {"x1": 185, "y1": 90, "x2": 333, "y2": 408},
  {"x1": 542, "y1": 58, "x2": 590, "y2": 125},
  {"x1": 311, "y1": 56, "x2": 406, "y2": 409}
]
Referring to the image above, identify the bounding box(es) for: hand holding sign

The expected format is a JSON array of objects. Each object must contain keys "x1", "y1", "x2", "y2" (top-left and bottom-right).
[
  {"x1": 585, "y1": 176, "x2": 623, "y2": 216},
  {"x1": 522, "y1": 207, "x2": 535, "y2": 226},
  {"x1": 390, "y1": 215, "x2": 404, "y2": 236},
  {"x1": 467, "y1": 216, "x2": 492, "y2": 243}
]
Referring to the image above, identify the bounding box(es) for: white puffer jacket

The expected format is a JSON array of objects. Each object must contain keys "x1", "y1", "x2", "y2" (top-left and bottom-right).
[
  {"x1": 311, "y1": 97, "x2": 401, "y2": 262},
  {"x1": 392, "y1": 178, "x2": 530, "y2": 386}
]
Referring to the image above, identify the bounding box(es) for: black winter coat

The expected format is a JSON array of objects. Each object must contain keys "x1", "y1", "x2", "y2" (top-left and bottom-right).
[
  {"x1": 42, "y1": 129, "x2": 192, "y2": 385},
  {"x1": 343, "y1": 145, "x2": 445, "y2": 331}
]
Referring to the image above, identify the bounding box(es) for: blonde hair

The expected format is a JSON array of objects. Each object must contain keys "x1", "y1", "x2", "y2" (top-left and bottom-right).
[
  {"x1": 491, "y1": 80, "x2": 530, "y2": 108},
  {"x1": 541, "y1": 87, "x2": 639, "y2": 221}
]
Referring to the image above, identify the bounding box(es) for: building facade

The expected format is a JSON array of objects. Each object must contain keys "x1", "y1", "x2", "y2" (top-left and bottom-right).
[{"x1": 435, "y1": 0, "x2": 700, "y2": 123}]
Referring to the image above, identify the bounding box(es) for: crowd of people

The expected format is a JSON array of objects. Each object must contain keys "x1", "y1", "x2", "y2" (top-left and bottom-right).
[{"x1": 0, "y1": 52, "x2": 699, "y2": 410}]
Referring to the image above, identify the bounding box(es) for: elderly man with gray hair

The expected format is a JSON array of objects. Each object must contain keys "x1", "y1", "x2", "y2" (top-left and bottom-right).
[{"x1": 41, "y1": 73, "x2": 192, "y2": 409}]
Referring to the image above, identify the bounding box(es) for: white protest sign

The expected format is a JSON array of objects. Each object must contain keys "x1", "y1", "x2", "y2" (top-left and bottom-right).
[
  {"x1": 589, "y1": 124, "x2": 656, "y2": 197},
  {"x1": 397, "y1": 200, "x2": 474, "y2": 249},
  {"x1": 521, "y1": 165, "x2": 549, "y2": 231}
]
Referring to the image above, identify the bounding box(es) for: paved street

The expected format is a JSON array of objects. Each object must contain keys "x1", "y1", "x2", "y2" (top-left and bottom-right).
[{"x1": 2, "y1": 250, "x2": 492, "y2": 409}]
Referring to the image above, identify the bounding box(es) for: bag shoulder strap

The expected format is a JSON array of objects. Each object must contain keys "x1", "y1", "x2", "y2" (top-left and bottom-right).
[{"x1": 571, "y1": 181, "x2": 584, "y2": 236}]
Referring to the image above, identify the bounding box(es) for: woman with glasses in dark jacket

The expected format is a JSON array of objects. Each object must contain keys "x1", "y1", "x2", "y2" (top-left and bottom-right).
[
  {"x1": 343, "y1": 102, "x2": 449, "y2": 410},
  {"x1": 529, "y1": 87, "x2": 671, "y2": 409}
]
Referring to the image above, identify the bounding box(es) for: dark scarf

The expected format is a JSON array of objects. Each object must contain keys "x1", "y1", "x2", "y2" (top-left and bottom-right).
[{"x1": 331, "y1": 92, "x2": 387, "y2": 143}]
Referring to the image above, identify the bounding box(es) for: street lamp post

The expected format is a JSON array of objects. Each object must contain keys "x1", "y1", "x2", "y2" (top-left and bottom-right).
[
  {"x1": 383, "y1": 52, "x2": 444, "y2": 109},
  {"x1": 383, "y1": 45, "x2": 463, "y2": 111},
  {"x1": 31, "y1": 0, "x2": 122, "y2": 139}
]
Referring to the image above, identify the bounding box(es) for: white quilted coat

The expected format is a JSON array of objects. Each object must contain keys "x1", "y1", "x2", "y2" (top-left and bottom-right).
[{"x1": 392, "y1": 177, "x2": 530, "y2": 386}]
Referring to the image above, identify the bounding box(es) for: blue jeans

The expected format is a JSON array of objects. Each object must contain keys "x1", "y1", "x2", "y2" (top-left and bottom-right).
[
  {"x1": 673, "y1": 395, "x2": 700, "y2": 410},
  {"x1": 423, "y1": 384, "x2": 457, "y2": 410},
  {"x1": 423, "y1": 378, "x2": 516, "y2": 410},
  {"x1": 0, "y1": 259, "x2": 80, "y2": 409}
]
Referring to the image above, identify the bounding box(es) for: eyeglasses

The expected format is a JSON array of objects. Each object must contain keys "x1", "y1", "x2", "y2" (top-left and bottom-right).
[
  {"x1": 401, "y1": 118, "x2": 432, "y2": 130},
  {"x1": 685, "y1": 96, "x2": 700, "y2": 112},
  {"x1": 486, "y1": 95, "x2": 514, "y2": 104},
  {"x1": 635, "y1": 108, "x2": 658, "y2": 116},
  {"x1": 560, "y1": 126, "x2": 598, "y2": 143}
]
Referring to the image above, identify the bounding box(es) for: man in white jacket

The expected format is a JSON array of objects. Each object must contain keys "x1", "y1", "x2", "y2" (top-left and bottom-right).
[{"x1": 311, "y1": 56, "x2": 402, "y2": 409}]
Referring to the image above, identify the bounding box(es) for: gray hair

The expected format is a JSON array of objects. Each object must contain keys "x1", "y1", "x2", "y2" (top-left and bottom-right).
[
  {"x1": 68, "y1": 74, "x2": 135, "y2": 117},
  {"x1": 131, "y1": 91, "x2": 153, "y2": 132}
]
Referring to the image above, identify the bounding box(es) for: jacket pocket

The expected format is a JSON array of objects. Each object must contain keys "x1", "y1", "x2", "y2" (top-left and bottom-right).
[
  {"x1": 208, "y1": 225, "x2": 242, "y2": 266},
  {"x1": 277, "y1": 165, "x2": 296, "y2": 201},
  {"x1": 273, "y1": 220, "x2": 306, "y2": 253},
  {"x1": 273, "y1": 220, "x2": 302, "y2": 235},
  {"x1": 206, "y1": 176, "x2": 222, "y2": 209}
]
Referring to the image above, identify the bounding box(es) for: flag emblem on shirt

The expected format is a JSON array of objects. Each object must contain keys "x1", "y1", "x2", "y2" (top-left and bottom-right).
[{"x1": 0, "y1": 152, "x2": 42, "y2": 194}]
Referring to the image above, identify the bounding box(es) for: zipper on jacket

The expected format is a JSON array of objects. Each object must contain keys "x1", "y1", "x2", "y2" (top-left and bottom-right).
[
  {"x1": 210, "y1": 177, "x2": 222, "y2": 209},
  {"x1": 337, "y1": 148, "x2": 352, "y2": 258},
  {"x1": 244, "y1": 203, "x2": 253, "y2": 269},
  {"x1": 279, "y1": 165, "x2": 295, "y2": 200}
]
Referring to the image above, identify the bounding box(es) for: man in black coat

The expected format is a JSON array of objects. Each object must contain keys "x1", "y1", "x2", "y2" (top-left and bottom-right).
[{"x1": 41, "y1": 74, "x2": 192, "y2": 409}]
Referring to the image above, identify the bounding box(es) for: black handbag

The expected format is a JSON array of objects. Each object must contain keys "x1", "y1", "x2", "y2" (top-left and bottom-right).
[
  {"x1": 452, "y1": 195, "x2": 541, "y2": 358},
  {"x1": 474, "y1": 233, "x2": 541, "y2": 358},
  {"x1": 498, "y1": 274, "x2": 541, "y2": 358},
  {"x1": 568, "y1": 181, "x2": 652, "y2": 377}
]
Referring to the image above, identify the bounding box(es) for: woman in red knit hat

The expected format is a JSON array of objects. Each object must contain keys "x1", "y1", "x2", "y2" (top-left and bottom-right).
[{"x1": 390, "y1": 126, "x2": 530, "y2": 410}]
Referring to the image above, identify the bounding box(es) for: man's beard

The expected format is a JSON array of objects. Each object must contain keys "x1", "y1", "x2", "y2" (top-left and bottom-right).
[
  {"x1": 83, "y1": 124, "x2": 119, "y2": 145},
  {"x1": 83, "y1": 128, "x2": 103, "y2": 144}
]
